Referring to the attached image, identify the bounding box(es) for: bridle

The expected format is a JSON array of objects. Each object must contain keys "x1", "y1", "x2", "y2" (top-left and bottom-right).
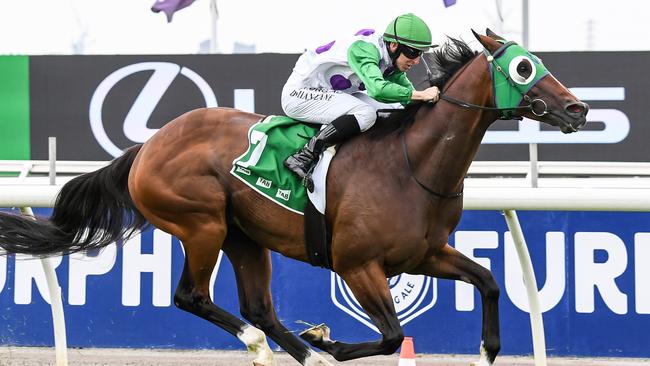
[
  {"x1": 425, "y1": 41, "x2": 550, "y2": 120},
  {"x1": 400, "y1": 40, "x2": 552, "y2": 199}
]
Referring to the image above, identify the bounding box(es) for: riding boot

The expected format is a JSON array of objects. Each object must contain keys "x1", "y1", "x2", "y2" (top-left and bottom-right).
[{"x1": 284, "y1": 114, "x2": 361, "y2": 192}]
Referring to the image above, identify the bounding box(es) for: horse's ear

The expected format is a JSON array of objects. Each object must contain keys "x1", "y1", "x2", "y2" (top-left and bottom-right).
[
  {"x1": 471, "y1": 29, "x2": 482, "y2": 42},
  {"x1": 485, "y1": 28, "x2": 506, "y2": 41},
  {"x1": 472, "y1": 29, "x2": 500, "y2": 53}
]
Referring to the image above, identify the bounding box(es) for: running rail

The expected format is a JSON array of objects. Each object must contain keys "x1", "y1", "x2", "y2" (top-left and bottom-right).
[
  {"x1": 2, "y1": 160, "x2": 650, "y2": 176},
  {"x1": 18, "y1": 207, "x2": 68, "y2": 366},
  {"x1": 3, "y1": 184, "x2": 650, "y2": 211}
]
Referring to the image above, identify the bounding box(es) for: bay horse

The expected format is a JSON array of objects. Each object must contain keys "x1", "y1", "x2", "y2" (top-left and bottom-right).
[{"x1": 0, "y1": 30, "x2": 587, "y2": 366}]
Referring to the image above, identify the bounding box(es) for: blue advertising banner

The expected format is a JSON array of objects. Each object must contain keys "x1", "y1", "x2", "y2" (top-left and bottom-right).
[{"x1": 0, "y1": 209, "x2": 648, "y2": 357}]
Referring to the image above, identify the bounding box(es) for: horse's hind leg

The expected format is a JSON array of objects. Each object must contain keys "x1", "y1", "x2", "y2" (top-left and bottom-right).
[
  {"x1": 301, "y1": 261, "x2": 404, "y2": 361},
  {"x1": 222, "y1": 227, "x2": 333, "y2": 366},
  {"x1": 172, "y1": 217, "x2": 275, "y2": 366},
  {"x1": 413, "y1": 243, "x2": 501, "y2": 366}
]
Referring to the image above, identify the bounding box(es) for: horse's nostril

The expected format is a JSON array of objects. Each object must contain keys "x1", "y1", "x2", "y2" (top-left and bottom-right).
[
  {"x1": 568, "y1": 105, "x2": 582, "y2": 114},
  {"x1": 565, "y1": 102, "x2": 588, "y2": 116}
]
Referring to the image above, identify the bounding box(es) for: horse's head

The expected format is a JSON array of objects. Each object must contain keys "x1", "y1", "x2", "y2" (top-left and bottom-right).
[{"x1": 473, "y1": 29, "x2": 589, "y2": 133}]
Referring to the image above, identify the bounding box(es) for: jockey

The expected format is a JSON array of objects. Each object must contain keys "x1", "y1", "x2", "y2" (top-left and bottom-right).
[{"x1": 282, "y1": 13, "x2": 441, "y2": 190}]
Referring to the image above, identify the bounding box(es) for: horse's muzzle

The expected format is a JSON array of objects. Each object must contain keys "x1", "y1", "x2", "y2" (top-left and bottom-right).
[
  {"x1": 565, "y1": 101, "x2": 589, "y2": 119},
  {"x1": 563, "y1": 101, "x2": 589, "y2": 132}
]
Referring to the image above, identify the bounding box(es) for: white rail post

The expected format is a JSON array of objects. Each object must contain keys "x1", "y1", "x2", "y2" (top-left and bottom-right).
[
  {"x1": 503, "y1": 209, "x2": 547, "y2": 366},
  {"x1": 48, "y1": 137, "x2": 56, "y2": 186},
  {"x1": 19, "y1": 207, "x2": 68, "y2": 366}
]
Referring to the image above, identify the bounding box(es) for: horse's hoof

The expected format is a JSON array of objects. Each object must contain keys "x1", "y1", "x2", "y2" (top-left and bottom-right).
[
  {"x1": 470, "y1": 340, "x2": 493, "y2": 365},
  {"x1": 238, "y1": 325, "x2": 276, "y2": 366},
  {"x1": 470, "y1": 362, "x2": 491, "y2": 366},
  {"x1": 252, "y1": 355, "x2": 277, "y2": 366},
  {"x1": 469, "y1": 354, "x2": 492, "y2": 366},
  {"x1": 303, "y1": 350, "x2": 334, "y2": 366},
  {"x1": 299, "y1": 323, "x2": 331, "y2": 346}
]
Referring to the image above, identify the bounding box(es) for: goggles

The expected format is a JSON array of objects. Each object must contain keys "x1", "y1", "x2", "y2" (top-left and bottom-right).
[{"x1": 401, "y1": 45, "x2": 423, "y2": 59}]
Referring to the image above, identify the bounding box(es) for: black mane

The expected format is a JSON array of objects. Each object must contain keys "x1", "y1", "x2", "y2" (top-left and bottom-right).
[
  {"x1": 368, "y1": 37, "x2": 477, "y2": 140},
  {"x1": 426, "y1": 36, "x2": 477, "y2": 89}
]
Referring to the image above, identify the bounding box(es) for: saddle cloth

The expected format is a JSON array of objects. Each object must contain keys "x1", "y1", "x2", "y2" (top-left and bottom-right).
[{"x1": 230, "y1": 115, "x2": 334, "y2": 215}]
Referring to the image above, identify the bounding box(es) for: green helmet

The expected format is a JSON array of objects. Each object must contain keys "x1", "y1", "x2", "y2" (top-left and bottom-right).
[{"x1": 383, "y1": 13, "x2": 434, "y2": 51}]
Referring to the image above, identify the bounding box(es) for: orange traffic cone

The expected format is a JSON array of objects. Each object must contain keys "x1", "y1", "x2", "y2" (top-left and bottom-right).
[{"x1": 398, "y1": 336, "x2": 416, "y2": 366}]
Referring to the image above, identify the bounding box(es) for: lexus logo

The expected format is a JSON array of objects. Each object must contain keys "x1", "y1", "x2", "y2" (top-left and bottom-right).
[{"x1": 89, "y1": 62, "x2": 217, "y2": 157}]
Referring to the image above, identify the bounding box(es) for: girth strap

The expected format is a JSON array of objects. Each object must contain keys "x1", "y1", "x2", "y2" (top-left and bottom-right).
[{"x1": 304, "y1": 199, "x2": 333, "y2": 269}]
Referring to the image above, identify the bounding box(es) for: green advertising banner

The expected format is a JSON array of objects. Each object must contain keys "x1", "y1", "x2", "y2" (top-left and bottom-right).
[{"x1": 0, "y1": 56, "x2": 30, "y2": 160}]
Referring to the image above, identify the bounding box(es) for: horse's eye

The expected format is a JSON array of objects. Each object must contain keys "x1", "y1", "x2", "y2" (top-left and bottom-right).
[
  {"x1": 517, "y1": 61, "x2": 532, "y2": 79},
  {"x1": 509, "y1": 56, "x2": 536, "y2": 85}
]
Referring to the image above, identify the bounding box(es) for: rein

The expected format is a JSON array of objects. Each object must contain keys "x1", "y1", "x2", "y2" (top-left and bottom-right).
[
  {"x1": 439, "y1": 93, "x2": 547, "y2": 120},
  {"x1": 400, "y1": 132, "x2": 463, "y2": 199}
]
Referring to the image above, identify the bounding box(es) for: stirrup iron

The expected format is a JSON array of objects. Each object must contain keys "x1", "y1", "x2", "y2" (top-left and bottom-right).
[{"x1": 303, "y1": 166, "x2": 316, "y2": 193}]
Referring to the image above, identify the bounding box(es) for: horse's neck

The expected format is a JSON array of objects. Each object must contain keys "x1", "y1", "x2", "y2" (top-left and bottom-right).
[{"x1": 405, "y1": 56, "x2": 496, "y2": 195}]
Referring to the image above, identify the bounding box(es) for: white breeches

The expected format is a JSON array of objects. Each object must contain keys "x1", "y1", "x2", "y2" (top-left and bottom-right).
[{"x1": 281, "y1": 76, "x2": 402, "y2": 132}]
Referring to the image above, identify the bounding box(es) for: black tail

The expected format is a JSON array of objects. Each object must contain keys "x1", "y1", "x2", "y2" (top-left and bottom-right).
[{"x1": 0, "y1": 145, "x2": 147, "y2": 256}]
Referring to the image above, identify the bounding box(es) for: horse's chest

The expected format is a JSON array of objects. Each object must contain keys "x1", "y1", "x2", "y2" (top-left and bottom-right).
[
  {"x1": 379, "y1": 212, "x2": 458, "y2": 271},
  {"x1": 412, "y1": 204, "x2": 463, "y2": 253}
]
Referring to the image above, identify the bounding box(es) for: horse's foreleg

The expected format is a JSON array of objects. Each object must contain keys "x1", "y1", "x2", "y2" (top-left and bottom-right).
[
  {"x1": 303, "y1": 261, "x2": 403, "y2": 362},
  {"x1": 414, "y1": 243, "x2": 501, "y2": 365},
  {"x1": 223, "y1": 228, "x2": 333, "y2": 366},
  {"x1": 172, "y1": 218, "x2": 275, "y2": 366}
]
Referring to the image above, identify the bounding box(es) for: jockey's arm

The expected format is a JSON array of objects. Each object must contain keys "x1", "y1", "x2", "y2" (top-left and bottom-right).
[
  {"x1": 348, "y1": 40, "x2": 412, "y2": 104},
  {"x1": 386, "y1": 70, "x2": 414, "y2": 90},
  {"x1": 348, "y1": 41, "x2": 439, "y2": 104},
  {"x1": 387, "y1": 70, "x2": 440, "y2": 103}
]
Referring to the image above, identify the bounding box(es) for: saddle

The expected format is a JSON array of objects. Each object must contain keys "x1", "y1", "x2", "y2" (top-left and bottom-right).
[{"x1": 230, "y1": 115, "x2": 334, "y2": 269}]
